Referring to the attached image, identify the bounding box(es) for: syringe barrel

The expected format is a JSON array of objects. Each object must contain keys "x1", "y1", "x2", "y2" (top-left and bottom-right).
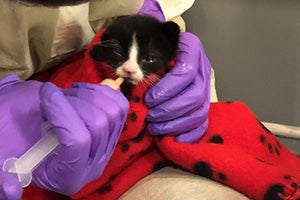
[{"x1": 19, "y1": 133, "x2": 59, "y2": 171}]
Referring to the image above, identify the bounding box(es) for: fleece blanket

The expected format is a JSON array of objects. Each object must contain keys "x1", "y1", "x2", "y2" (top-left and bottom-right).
[{"x1": 23, "y1": 30, "x2": 300, "y2": 200}]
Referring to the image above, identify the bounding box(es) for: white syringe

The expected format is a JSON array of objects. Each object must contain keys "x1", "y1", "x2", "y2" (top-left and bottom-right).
[
  {"x1": 2, "y1": 131, "x2": 59, "y2": 187},
  {"x1": 2, "y1": 78, "x2": 124, "y2": 187}
]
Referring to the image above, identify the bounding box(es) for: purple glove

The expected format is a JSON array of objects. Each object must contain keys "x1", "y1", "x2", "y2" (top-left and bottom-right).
[
  {"x1": 0, "y1": 75, "x2": 129, "y2": 197},
  {"x1": 138, "y1": 0, "x2": 165, "y2": 21},
  {"x1": 145, "y1": 32, "x2": 211, "y2": 143},
  {"x1": 0, "y1": 171, "x2": 23, "y2": 200}
]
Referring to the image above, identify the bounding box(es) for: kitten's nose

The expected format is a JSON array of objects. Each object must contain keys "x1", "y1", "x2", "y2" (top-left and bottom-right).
[{"x1": 122, "y1": 65, "x2": 137, "y2": 75}]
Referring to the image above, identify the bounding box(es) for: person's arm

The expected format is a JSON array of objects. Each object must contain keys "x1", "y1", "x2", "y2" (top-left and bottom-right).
[
  {"x1": 0, "y1": 75, "x2": 129, "y2": 198},
  {"x1": 139, "y1": 0, "x2": 194, "y2": 29},
  {"x1": 0, "y1": 1, "x2": 96, "y2": 80}
]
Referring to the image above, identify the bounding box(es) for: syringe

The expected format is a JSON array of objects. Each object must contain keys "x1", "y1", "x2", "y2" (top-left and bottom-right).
[
  {"x1": 2, "y1": 78, "x2": 124, "y2": 187},
  {"x1": 2, "y1": 131, "x2": 59, "y2": 187}
]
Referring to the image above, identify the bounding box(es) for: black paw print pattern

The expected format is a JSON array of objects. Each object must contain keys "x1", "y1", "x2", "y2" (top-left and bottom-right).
[
  {"x1": 193, "y1": 161, "x2": 228, "y2": 183},
  {"x1": 264, "y1": 175, "x2": 299, "y2": 200},
  {"x1": 257, "y1": 120, "x2": 281, "y2": 157},
  {"x1": 208, "y1": 134, "x2": 224, "y2": 144}
]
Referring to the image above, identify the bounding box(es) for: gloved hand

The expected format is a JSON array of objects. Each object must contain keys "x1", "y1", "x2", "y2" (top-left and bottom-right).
[
  {"x1": 138, "y1": 0, "x2": 165, "y2": 21},
  {"x1": 145, "y1": 32, "x2": 211, "y2": 143},
  {"x1": 0, "y1": 171, "x2": 23, "y2": 200},
  {"x1": 0, "y1": 75, "x2": 129, "y2": 198}
]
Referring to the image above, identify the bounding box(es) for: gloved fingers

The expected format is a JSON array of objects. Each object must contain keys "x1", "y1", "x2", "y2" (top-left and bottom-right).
[
  {"x1": 0, "y1": 74, "x2": 22, "y2": 90},
  {"x1": 147, "y1": 74, "x2": 207, "y2": 122},
  {"x1": 85, "y1": 124, "x2": 122, "y2": 183},
  {"x1": 64, "y1": 85, "x2": 128, "y2": 136},
  {"x1": 138, "y1": 0, "x2": 165, "y2": 21},
  {"x1": 65, "y1": 96, "x2": 110, "y2": 160},
  {"x1": 39, "y1": 82, "x2": 91, "y2": 171},
  {"x1": 175, "y1": 120, "x2": 208, "y2": 143},
  {"x1": 0, "y1": 171, "x2": 23, "y2": 200},
  {"x1": 145, "y1": 32, "x2": 201, "y2": 107},
  {"x1": 64, "y1": 83, "x2": 128, "y2": 165},
  {"x1": 65, "y1": 83, "x2": 129, "y2": 136},
  {"x1": 68, "y1": 82, "x2": 129, "y2": 118},
  {"x1": 65, "y1": 95, "x2": 120, "y2": 176},
  {"x1": 147, "y1": 107, "x2": 208, "y2": 136},
  {"x1": 85, "y1": 125, "x2": 121, "y2": 181}
]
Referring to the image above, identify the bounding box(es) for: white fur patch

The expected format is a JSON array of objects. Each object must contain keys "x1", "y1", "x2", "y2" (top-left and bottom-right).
[{"x1": 116, "y1": 33, "x2": 144, "y2": 85}]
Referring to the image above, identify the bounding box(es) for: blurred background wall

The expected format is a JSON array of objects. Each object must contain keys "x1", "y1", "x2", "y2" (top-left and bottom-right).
[{"x1": 182, "y1": 0, "x2": 300, "y2": 152}]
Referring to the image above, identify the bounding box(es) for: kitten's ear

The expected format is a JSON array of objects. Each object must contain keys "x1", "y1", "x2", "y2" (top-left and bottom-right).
[
  {"x1": 162, "y1": 21, "x2": 180, "y2": 44},
  {"x1": 90, "y1": 44, "x2": 106, "y2": 61}
]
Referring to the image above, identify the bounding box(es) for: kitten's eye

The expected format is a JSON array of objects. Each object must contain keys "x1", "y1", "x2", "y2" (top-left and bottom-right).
[{"x1": 142, "y1": 56, "x2": 156, "y2": 64}]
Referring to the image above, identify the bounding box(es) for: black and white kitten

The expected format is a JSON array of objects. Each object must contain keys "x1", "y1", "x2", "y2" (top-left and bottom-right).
[{"x1": 90, "y1": 15, "x2": 180, "y2": 92}]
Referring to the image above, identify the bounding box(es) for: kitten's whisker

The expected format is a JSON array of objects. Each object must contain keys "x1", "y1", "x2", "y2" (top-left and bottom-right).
[
  {"x1": 99, "y1": 39, "x2": 122, "y2": 50},
  {"x1": 140, "y1": 74, "x2": 161, "y2": 88},
  {"x1": 96, "y1": 62, "x2": 118, "y2": 78},
  {"x1": 112, "y1": 51, "x2": 123, "y2": 59},
  {"x1": 101, "y1": 39, "x2": 120, "y2": 45}
]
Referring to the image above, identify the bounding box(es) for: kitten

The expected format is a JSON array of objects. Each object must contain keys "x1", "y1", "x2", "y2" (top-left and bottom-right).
[{"x1": 90, "y1": 15, "x2": 180, "y2": 95}]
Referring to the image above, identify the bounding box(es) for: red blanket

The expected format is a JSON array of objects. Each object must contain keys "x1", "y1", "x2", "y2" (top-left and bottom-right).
[{"x1": 24, "y1": 30, "x2": 300, "y2": 200}]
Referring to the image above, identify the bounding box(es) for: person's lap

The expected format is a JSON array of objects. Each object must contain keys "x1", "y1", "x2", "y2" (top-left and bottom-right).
[{"x1": 119, "y1": 167, "x2": 249, "y2": 200}]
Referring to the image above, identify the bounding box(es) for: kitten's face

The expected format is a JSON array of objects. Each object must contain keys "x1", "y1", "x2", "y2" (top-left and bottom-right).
[{"x1": 91, "y1": 15, "x2": 180, "y2": 85}]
